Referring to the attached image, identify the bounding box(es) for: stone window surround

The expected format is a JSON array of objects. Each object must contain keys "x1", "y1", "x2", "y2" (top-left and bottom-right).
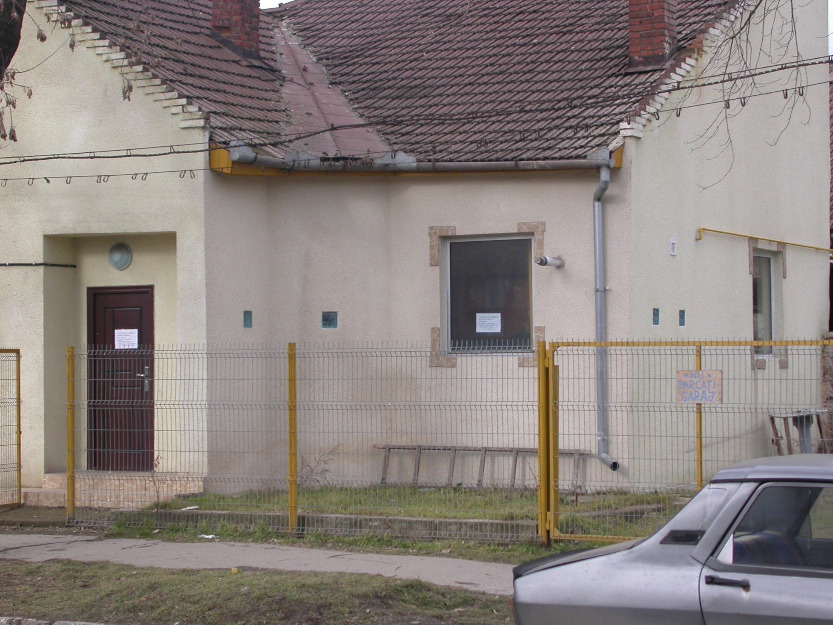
[{"x1": 430, "y1": 222, "x2": 545, "y2": 367}]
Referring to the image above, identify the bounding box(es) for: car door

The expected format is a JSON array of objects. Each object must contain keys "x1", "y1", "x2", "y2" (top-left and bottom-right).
[{"x1": 699, "y1": 483, "x2": 833, "y2": 625}]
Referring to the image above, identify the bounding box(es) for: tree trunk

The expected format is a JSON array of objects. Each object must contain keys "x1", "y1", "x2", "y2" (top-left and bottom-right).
[{"x1": 0, "y1": 0, "x2": 25, "y2": 76}]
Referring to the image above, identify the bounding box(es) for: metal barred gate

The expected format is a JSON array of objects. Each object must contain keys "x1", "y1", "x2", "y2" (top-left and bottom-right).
[{"x1": 0, "y1": 350, "x2": 21, "y2": 510}]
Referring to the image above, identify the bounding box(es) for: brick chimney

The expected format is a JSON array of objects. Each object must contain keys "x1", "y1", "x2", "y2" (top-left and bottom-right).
[
  {"x1": 212, "y1": 0, "x2": 261, "y2": 59},
  {"x1": 628, "y1": 0, "x2": 678, "y2": 70}
]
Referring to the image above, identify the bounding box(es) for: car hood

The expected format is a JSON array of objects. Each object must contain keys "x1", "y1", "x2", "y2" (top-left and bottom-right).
[{"x1": 513, "y1": 539, "x2": 643, "y2": 580}]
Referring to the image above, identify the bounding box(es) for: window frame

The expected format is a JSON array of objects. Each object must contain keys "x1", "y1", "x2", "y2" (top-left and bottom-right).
[
  {"x1": 752, "y1": 250, "x2": 784, "y2": 358},
  {"x1": 712, "y1": 482, "x2": 833, "y2": 572},
  {"x1": 441, "y1": 234, "x2": 534, "y2": 354},
  {"x1": 752, "y1": 253, "x2": 774, "y2": 345}
]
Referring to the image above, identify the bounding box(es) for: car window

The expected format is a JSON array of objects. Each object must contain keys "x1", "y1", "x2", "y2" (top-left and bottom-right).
[
  {"x1": 716, "y1": 484, "x2": 833, "y2": 570},
  {"x1": 659, "y1": 484, "x2": 734, "y2": 545},
  {"x1": 807, "y1": 488, "x2": 833, "y2": 540}
]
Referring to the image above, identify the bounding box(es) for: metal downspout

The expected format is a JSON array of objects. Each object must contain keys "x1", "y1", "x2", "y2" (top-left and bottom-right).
[{"x1": 594, "y1": 166, "x2": 619, "y2": 471}]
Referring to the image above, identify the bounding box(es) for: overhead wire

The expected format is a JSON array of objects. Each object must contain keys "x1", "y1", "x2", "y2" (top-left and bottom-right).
[
  {"x1": 2, "y1": 55, "x2": 827, "y2": 170},
  {"x1": 1, "y1": 0, "x2": 829, "y2": 172}
]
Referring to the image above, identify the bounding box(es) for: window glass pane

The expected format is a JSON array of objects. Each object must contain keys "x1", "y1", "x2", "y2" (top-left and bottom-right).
[
  {"x1": 808, "y1": 488, "x2": 833, "y2": 540},
  {"x1": 727, "y1": 485, "x2": 830, "y2": 569},
  {"x1": 448, "y1": 238, "x2": 531, "y2": 350},
  {"x1": 753, "y1": 255, "x2": 773, "y2": 342}
]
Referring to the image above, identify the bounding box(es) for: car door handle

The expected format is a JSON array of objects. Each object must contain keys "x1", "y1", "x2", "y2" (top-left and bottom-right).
[{"x1": 705, "y1": 575, "x2": 750, "y2": 591}]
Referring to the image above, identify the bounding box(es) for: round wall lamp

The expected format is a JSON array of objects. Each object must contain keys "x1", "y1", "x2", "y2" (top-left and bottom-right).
[{"x1": 108, "y1": 243, "x2": 133, "y2": 270}]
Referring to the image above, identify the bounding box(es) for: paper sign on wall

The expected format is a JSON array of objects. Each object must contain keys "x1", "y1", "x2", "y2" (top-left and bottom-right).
[
  {"x1": 114, "y1": 329, "x2": 139, "y2": 350},
  {"x1": 476, "y1": 313, "x2": 501, "y2": 333}
]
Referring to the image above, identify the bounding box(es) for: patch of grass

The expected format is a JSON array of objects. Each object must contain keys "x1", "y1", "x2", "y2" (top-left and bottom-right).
[
  {"x1": 100, "y1": 486, "x2": 691, "y2": 551},
  {"x1": 159, "y1": 486, "x2": 540, "y2": 522},
  {"x1": 0, "y1": 559, "x2": 513, "y2": 625}
]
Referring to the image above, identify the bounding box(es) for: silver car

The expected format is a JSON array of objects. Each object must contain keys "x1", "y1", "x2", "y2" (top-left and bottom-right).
[{"x1": 512, "y1": 454, "x2": 833, "y2": 624}]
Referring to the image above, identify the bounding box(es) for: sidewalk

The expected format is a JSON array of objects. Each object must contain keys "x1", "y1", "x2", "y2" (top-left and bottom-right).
[{"x1": 0, "y1": 532, "x2": 515, "y2": 596}]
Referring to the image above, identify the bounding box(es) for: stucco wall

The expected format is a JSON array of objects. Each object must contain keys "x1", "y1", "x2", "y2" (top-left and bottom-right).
[
  {"x1": 0, "y1": 4, "x2": 209, "y2": 485},
  {"x1": 627, "y1": 0, "x2": 830, "y2": 340},
  {"x1": 203, "y1": 168, "x2": 632, "y2": 345},
  {"x1": 622, "y1": 0, "x2": 830, "y2": 480},
  {"x1": 201, "y1": 166, "x2": 633, "y2": 486}
]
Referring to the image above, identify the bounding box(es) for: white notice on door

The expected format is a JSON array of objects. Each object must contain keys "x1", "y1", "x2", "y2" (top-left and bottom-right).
[
  {"x1": 114, "y1": 328, "x2": 139, "y2": 349},
  {"x1": 476, "y1": 313, "x2": 501, "y2": 333}
]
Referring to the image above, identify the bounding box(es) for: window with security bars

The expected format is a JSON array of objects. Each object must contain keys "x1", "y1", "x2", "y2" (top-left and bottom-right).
[{"x1": 446, "y1": 236, "x2": 532, "y2": 351}]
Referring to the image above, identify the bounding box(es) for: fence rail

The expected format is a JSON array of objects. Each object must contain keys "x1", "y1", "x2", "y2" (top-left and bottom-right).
[
  {"x1": 0, "y1": 350, "x2": 21, "y2": 511},
  {"x1": 65, "y1": 340, "x2": 833, "y2": 542}
]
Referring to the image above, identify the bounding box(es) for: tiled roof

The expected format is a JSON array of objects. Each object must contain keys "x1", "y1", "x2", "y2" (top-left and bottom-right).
[
  {"x1": 48, "y1": 0, "x2": 732, "y2": 163},
  {"x1": 276, "y1": 0, "x2": 731, "y2": 162}
]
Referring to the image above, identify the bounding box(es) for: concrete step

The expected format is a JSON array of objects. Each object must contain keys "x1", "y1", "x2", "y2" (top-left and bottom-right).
[{"x1": 22, "y1": 488, "x2": 66, "y2": 508}]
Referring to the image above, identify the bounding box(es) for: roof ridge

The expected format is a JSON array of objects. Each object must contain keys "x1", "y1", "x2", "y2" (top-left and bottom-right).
[
  {"x1": 621, "y1": 0, "x2": 749, "y2": 141},
  {"x1": 33, "y1": 0, "x2": 209, "y2": 131}
]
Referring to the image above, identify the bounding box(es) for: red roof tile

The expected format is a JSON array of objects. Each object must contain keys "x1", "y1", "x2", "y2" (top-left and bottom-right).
[
  {"x1": 55, "y1": 0, "x2": 731, "y2": 163},
  {"x1": 276, "y1": 0, "x2": 729, "y2": 162}
]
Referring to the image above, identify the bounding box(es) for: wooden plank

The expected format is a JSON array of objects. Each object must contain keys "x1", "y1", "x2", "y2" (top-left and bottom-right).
[
  {"x1": 412, "y1": 446, "x2": 423, "y2": 486},
  {"x1": 477, "y1": 447, "x2": 487, "y2": 489},
  {"x1": 769, "y1": 416, "x2": 783, "y2": 456},
  {"x1": 509, "y1": 449, "x2": 520, "y2": 489},
  {"x1": 446, "y1": 447, "x2": 457, "y2": 486},
  {"x1": 380, "y1": 445, "x2": 392, "y2": 484}
]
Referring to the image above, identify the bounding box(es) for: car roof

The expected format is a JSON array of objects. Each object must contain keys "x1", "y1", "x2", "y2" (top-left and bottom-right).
[{"x1": 711, "y1": 454, "x2": 833, "y2": 483}]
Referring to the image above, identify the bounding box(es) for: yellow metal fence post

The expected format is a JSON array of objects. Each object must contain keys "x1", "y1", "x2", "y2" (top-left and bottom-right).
[
  {"x1": 288, "y1": 343, "x2": 298, "y2": 534},
  {"x1": 66, "y1": 347, "x2": 76, "y2": 522},
  {"x1": 695, "y1": 345, "x2": 703, "y2": 490},
  {"x1": 536, "y1": 341, "x2": 550, "y2": 545},
  {"x1": 549, "y1": 348, "x2": 560, "y2": 538},
  {"x1": 15, "y1": 350, "x2": 21, "y2": 507}
]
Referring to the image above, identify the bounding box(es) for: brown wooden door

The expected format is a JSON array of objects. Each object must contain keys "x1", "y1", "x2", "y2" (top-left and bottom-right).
[{"x1": 87, "y1": 286, "x2": 154, "y2": 472}]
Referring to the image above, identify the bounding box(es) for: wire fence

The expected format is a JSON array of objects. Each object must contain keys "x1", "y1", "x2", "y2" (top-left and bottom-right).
[
  {"x1": 69, "y1": 344, "x2": 540, "y2": 540},
  {"x1": 0, "y1": 350, "x2": 21, "y2": 509},
  {"x1": 65, "y1": 341, "x2": 833, "y2": 542},
  {"x1": 546, "y1": 341, "x2": 833, "y2": 541}
]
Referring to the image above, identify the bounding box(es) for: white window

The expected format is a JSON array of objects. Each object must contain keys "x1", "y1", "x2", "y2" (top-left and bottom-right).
[
  {"x1": 752, "y1": 253, "x2": 776, "y2": 355},
  {"x1": 443, "y1": 236, "x2": 533, "y2": 352}
]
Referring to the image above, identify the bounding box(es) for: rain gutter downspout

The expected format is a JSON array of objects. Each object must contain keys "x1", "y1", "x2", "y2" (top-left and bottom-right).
[{"x1": 594, "y1": 166, "x2": 619, "y2": 471}]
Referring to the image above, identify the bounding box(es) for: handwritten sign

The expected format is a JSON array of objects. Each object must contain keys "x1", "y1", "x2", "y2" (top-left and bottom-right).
[{"x1": 676, "y1": 370, "x2": 723, "y2": 404}]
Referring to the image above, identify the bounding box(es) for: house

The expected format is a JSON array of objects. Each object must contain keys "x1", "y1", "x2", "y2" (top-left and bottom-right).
[{"x1": 0, "y1": 0, "x2": 829, "y2": 496}]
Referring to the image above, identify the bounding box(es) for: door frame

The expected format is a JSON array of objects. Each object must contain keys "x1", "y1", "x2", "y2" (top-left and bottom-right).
[{"x1": 86, "y1": 285, "x2": 155, "y2": 472}]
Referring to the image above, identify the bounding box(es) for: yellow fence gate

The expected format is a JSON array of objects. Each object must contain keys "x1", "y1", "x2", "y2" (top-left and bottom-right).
[
  {"x1": 536, "y1": 340, "x2": 833, "y2": 544},
  {"x1": 0, "y1": 349, "x2": 22, "y2": 511}
]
